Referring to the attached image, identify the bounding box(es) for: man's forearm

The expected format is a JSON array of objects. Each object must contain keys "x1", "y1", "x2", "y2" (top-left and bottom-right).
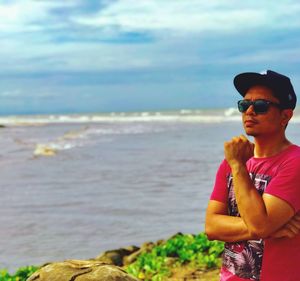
[
  {"x1": 205, "y1": 198, "x2": 298, "y2": 242},
  {"x1": 232, "y1": 163, "x2": 272, "y2": 237},
  {"x1": 224, "y1": 136, "x2": 269, "y2": 237},
  {"x1": 205, "y1": 213, "x2": 256, "y2": 242},
  {"x1": 224, "y1": 136, "x2": 295, "y2": 238}
]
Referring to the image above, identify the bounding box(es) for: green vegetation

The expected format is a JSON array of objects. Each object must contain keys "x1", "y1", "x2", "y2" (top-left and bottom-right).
[
  {"x1": 1, "y1": 233, "x2": 224, "y2": 281},
  {"x1": 125, "y1": 233, "x2": 224, "y2": 281},
  {"x1": 0, "y1": 265, "x2": 39, "y2": 281}
]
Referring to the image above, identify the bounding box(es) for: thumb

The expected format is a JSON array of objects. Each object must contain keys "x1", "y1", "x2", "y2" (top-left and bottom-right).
[{"x1": 250, "y1": 142, "x2": 255, "y2": 152}]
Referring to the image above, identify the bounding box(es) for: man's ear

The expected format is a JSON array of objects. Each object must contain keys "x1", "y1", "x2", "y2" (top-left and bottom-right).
[{"x1": 281, "y1": 109, "x2": 293, "y2": 127}]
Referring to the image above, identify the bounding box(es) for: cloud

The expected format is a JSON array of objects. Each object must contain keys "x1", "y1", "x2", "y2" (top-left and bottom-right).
[
  {"x1": 1, "y1": 0, "x2": 300, "y2": 114},
  {"x1": 0, "y1": 87, "x2": 59, "y2": 100},
  {"x1": 0, "y1": 89, "x2": 21, "y2": 98},
  {"x1": 223, "y1": 47, "x2": 300, "y2": 65},
  {"x1": 72, "y1": 0, "x2": 300, "y2": 34},
  {"x1": 3, "y1": 0, "x2": 300, "y2": 38},
  {"x1": 1, "y1": 0, "x2": 300, "y2": 75},
  {"x1": 0, "y1": 0, "x2": 78, "y2": 33},
  {"x1": 73, "y1": 1, "x2": 258, "y2": 34}
]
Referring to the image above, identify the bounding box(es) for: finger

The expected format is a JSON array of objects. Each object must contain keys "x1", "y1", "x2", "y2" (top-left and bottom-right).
[
  {"x1": 228, "y1": 135, "x2": 246, "y2": 143},
  {"x1": 224, "y1": 141, "x2": 230, "y2": 149},
  {"x1": 239, "y1": 135, "x2": 249, "y2": 142},
  {"x1": 291, "y1": 214, "x2": 300, "y2": 223},
  {"x1": 240, "y1": 135, "x2": 254, "y2": 148},
  {"x1": 285, "y1": 223, "x2": 300, "y2": 235},
  {"x1": 273, "y1": 228, "x2": 296, "y2": 239},
  {"x1": 250, "y1": 142, "x2": 255, "y2": 151},
  {"x1": 288, "y1": 219, "x2": 300, "y2": 229},
  {"x1": 293, "y1": 213, "x2": 300, "y2": 221},
  {"x1": 231, "y1": 136, "x2": 241, "y2": 143},
  {"x1": 284, "y1": 229, "x2": 297, "y2": 239}
]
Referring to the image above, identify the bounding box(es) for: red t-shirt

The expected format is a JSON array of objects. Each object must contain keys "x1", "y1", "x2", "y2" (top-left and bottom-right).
[{"x1": 210, "y1": 145, "x2": 300, "y2": 281}]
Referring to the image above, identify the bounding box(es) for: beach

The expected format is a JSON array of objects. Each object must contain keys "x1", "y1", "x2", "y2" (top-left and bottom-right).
[{"x1": 1, "y1": 109, "x2": 300, "y2": 272}]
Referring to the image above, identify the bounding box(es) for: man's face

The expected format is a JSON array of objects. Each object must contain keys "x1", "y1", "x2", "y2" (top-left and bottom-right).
[{"x1": 242, "y1": 85, "x2": 287, "y2": 138}]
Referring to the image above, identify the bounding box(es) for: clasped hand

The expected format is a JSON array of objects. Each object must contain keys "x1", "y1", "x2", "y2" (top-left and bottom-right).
[
  {"x1": 271, "y1": 213, "x2": 300, "y2": 239},
  {"x1": 224, "y1": 135, "x2": 254, "y2": 168}
]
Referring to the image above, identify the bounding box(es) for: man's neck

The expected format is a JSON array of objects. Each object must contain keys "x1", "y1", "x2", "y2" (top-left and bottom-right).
[{"x1": 254, "y1": 135, "x2": 292, "y2": 158}]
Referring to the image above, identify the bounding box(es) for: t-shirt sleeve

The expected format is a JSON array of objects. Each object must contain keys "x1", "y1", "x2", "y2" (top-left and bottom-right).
[
  {"x1": 265, "y1": 156, "x2": 300, "y2": 213},
  {"x1": 210, "y1": 159, "x2": 230, "y2": 203}
]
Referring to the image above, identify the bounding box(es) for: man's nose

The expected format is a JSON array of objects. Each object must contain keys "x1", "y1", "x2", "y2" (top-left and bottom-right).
[{"x1": 245, "y1": 104, "x2": 256, "y2": 115}]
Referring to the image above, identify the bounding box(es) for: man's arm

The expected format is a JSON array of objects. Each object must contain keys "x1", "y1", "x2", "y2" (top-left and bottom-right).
[
  {"x1": 205, "y1": 200, "x2": 255, "y2": 242},
  {"x1": 205, "y1": 199, "x2": 300, "y2": 242},
  {"x1": 225, "y1": 135, "x2": 295, "y2": 238},
  {"x1": 232, "y1": 163, "x2": 294, "y2": 238},
  {"x1": 269, "y1": 213, "x2": 300, "y2": 238}
]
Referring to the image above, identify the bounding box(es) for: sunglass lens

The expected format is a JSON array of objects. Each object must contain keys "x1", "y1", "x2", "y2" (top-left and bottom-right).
[
  {"x1": 237, "y1": 100, "x2": 250, "y2": 113},
  {"x1": 237, "y1": 100, "x2": 270, "y2": 113},
  {"x1": 253, "y1": 100, "x2": 269, "y2": 113}
]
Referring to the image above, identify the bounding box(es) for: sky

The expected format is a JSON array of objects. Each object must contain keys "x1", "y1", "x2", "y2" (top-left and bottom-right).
[{"x1": 0, "y1": 0, "x2": 300, "y2": 115}]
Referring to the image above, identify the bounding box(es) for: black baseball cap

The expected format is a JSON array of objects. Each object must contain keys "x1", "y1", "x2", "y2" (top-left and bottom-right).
[{"x1": 234, "y1": 70, "x2": 297, "y2": 109}]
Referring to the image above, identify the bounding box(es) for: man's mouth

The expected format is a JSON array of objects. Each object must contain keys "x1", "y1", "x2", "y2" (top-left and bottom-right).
[{"x1": 244, "y1": 119, "x2": 258, "y2": 126}]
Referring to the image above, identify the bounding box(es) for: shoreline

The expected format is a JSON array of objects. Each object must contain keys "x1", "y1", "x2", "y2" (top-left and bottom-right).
[{"x1": 1, "y1": 232, "x2": 223, "y2": 281}]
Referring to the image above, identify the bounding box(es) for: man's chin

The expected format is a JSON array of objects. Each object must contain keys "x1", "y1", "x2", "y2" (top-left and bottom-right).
[{"x1": 245, "y1": 129, "x2": 258, "y2": 137}]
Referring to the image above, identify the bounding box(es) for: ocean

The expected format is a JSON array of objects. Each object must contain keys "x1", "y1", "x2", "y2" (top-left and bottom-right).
[{"x1": 1, "y1": 108, "x2": 300, "y2": 272}]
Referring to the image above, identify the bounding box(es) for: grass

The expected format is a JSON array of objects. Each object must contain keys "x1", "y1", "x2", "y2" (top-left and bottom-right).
[
  {"x1": 0, "y1": 266, "x2": 39, "y2": 281},
  {"x1": 1, "y1": 233, "x2": 224, "y2": 281},
  {"x1": 125, "y1": 233, "x2": 224, "y2": 281}
]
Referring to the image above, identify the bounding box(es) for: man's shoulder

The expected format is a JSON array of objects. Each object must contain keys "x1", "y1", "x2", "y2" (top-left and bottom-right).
[
  {"x1": 278, "y1": 145, "x2": 300, "y2": 167},
  {"x1": 284, "y1": 144, "x2": 300, "y2": 158}
]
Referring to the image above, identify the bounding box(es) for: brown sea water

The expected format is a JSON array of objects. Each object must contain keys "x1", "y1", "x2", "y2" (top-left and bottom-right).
[{"x1": 1, "y1": 110, "x2": 300, "y2": 272}]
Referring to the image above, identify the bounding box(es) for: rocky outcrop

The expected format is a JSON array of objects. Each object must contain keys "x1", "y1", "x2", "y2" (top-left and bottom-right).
[
  {"x1": 95, "y1": 242, "x2": 155, "y2": 266},
  {"x1": 95, "y1": 246, "x2": 140, "y2": 266},
  {"x1": 27, "y1": 260, "x2": 140, "y2": 281},
  {"x1": 26, "y1": 242, "x2": 157, "y2": 281},
  {"x1": 26, "y1": 232, "x2": 222, "y2": 281},
  {"x1": 33, "y1": 144, "x2": 57, "y2": 156}
]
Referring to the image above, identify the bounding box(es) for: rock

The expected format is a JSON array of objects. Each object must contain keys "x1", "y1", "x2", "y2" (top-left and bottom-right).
[
  {"x1": 95, "y1": 246, "x2": 140, "y2": 266},
  {"x1": 123, "y1": 242, "x2": 155, "y2": 266},
  {"x1": 0, "y1": 124, "x2": 5, "y2": 128},
  {"x1": 33, "y1": 144, "x2": 57, "y2": 157},
  {"x1": 27, "y1": 259, "x2": 140, "y2": 281},
  {"x1": 95, "y1": 242, "x2": 158, "y2": 267}
]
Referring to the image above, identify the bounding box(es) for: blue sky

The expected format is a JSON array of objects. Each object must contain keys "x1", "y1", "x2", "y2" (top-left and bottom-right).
[{"x1": 1, "y1": 0, "x2": 300, "y2": 114}]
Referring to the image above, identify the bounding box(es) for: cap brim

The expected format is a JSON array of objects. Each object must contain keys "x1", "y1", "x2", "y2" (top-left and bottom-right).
[{"x1": 234, "y1": 72, "x2": 270, "y2": 97}]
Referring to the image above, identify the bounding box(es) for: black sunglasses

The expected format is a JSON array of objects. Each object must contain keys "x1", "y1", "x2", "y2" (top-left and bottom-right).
[{"x1": 237, "y1": 99, "x2": 281, "y2": 114}]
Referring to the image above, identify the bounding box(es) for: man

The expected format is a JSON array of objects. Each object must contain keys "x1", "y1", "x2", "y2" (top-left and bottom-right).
[{"x1": 205, "y1": 70, "x2": 300, "y2": 281}]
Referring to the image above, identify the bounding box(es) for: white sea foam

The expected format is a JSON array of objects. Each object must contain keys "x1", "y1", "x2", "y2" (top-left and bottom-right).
[
  {"x1": 1, "y1": 108, "x2": 300, "y2": 126},
  {"x1": 31, "y1": 127, "x2": 89, "y2": 156},
  {"x1": 86, "y1": 125, "x2": 165, "y2": 136},
  {"x1": 224, "y1": 107, "x2": 239, "y2": 117},
  {"x1": 0, "y1": 109, "x2": 236, "y2": 126},
  {"x1": 33, "y1": 141, "x2": 78, "y2": 156},
  {"x1": 179, "y1": 109, "x2": 193, "y2": 114}
]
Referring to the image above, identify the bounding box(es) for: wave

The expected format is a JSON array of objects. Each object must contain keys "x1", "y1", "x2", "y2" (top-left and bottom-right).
[
  {"x1": 2, "y1": 107, "x2": 300, "y2": 127},
  {"x1": 32, "y1": 127, "x2": 90, "y2": 157},
  {"x1": 33, "y1": 141, "x2": 79, "y2": 156},
  {"x1": 0, "y1": 109, "x2": 241, "y2": 126}
]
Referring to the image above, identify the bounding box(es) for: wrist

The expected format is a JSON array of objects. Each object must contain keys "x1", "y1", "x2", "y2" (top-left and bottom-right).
[{"x1": 229, "y1": 161, "x2": 246, "y2": 173}]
